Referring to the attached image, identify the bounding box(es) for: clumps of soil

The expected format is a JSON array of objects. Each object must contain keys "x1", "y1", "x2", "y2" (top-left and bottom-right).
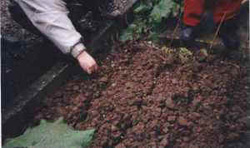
[
  {"x1": 103, "y1": 0, "x2": 130, "y2": 16},
  {"x1": 34, "y1": 41, "x2": 247, "y2": 148},
  {"x1": 1, "y1": 0, "x2": 39, "y2": 42}
]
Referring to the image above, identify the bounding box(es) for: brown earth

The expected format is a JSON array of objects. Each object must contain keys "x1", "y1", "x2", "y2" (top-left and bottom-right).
[
  {"x1": 1, "y1": 0, "x2": 38, "y2": 42},
  {"x1": 33, "y1": 41, "x2": 247, "y2": 148}
]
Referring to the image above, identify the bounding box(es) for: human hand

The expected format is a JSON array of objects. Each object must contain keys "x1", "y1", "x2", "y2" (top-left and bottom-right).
[{"x1": 76, "y1": 51, "x2": 98, "y2": 74}]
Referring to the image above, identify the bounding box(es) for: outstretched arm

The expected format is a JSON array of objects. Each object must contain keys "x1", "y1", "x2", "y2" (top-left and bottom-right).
[{"x1": 15, "y1": 0, "x2": 98, "y2": 74}]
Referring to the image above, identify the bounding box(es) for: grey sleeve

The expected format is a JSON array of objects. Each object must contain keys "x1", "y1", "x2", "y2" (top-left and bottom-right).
[{"x1": 15, "y1": 0, "x2": 86, "y2": 57}]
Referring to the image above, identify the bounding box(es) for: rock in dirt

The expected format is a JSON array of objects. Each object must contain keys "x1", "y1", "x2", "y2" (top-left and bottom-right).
[
  {"x1": 165, "y1": 97, "x2": 175, "y2": 109},
  {"x1": 168, "y1": 116, "x2": 176, "y2": 122},
  {"x1": 115, "y1": 143, "x2": 126, "y2": 148},
  {"x1": 178, "y1": 117, "x2": 189, "y2": 126},
  {"x1": 227, "y1": 133, "x2": 240, "y2": 141},
  {"x1": 159, "y1": 136, "x2": 169, "y2": 147}
]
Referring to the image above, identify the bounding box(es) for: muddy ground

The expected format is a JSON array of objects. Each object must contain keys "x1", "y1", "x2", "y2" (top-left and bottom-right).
[
  {"x1": 1, "y1": 0, "x2": 39, "y2": 42},
  {"x1": 33, "y1": 41, "x2": 248, "y2": 148}
]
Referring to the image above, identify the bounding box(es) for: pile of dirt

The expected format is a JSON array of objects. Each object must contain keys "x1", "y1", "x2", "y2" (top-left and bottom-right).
[
  {"x1": 34, "y1": 41, "x2": 247, "y2": 148},
  {"x1": 1, "y1": 0, "x2": 38, "y2": 42}
]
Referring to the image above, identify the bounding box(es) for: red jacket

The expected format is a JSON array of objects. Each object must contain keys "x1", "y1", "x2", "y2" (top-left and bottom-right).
[{"x1": 184, "y1": 0, "x2": 243, "y2": 26}]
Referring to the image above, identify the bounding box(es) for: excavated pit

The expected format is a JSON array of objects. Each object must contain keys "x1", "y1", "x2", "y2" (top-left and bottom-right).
[
  {"x1": 2, "y1": 1, "x2": 249, "y2": 147},
  {"x1": 32, "y1": 41, "x2": 248, "y2": 148}
]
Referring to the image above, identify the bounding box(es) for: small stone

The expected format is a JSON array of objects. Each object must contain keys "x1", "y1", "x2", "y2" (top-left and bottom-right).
[
  {"x1": 189, "y1": 144, "x2": 199, "y2": 148},
  {"x1": 167, "y1": 116, "x2": 176, "y2": 122},
  {"x1": 111, "y1": 125, "x2": 118, "y2": 132},
  {"x1": 162, "y1": 126, "x2": 169, "y2": 133},
  {"x1": 183, "y1": 137, "x2": 190, "y2": 142},
  {"x1": 73, "y1": 85, "x2": 80, "y2": 91},
  {"x1": 148, "y1": 141, "x2": 157, "y2": 148},
  {"x1": 172, "y1": 78, "x2": 178, "y2": 84},
  {"x1": 115, "y1": 143, "x2": 126, "y2": 148},
  {"x1": 100, "y1": 77, "x2": 108, "y2": 83},
  {"x1": 196, "y1": 127, "x2": 202, "y2": 133},
  {"x1": 54, "y1": 92, "x2": 63, "y2": 98},
  {"x1": 159, "y1": 136, "x2": 169, "y2": 146},
  {"x1": 165, "y1": 98, "x2": 175, "y2": 109},
  {"x1": 227, "y1": 133, "x2": 240, "y2": 141},
  {"x1": 192, "y1": 98, "x2": 201, "y2": 106},
  {"x1": 178, "y1": 117, "x2": 189, "y2": 126},
  {"x1": 218, "y1": 134, "x2": 225, "y2": 144},
  {"x1": 125, "y1": 82, "x2": 134, "y2": 89},
  {"x1": 189, "y1": 112, "x2": 201, "y2": 120},
  {"x1": 192, "y1": 112, "x2": 201, "y2": 118},
  {"x1": 72, "y1": 106, "x2": 78, "y2": 111}
]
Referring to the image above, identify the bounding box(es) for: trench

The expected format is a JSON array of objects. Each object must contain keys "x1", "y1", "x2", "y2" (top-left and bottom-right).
[{"x1": 2, "y1": 1, "x2": 250, "y2": 148}]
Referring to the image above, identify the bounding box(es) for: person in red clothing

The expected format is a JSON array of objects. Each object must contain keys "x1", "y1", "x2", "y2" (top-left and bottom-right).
[{"x1": 181, "y1": 0, "x2": 243, "y2": 57}]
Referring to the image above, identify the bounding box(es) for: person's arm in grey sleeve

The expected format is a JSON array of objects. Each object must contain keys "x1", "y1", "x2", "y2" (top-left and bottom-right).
[{"x1": 15, "y1": 0, "x2": 98, "y2": 74}]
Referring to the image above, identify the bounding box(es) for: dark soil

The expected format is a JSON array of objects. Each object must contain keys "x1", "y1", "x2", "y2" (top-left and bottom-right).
[
  {"x1": 1, "y1": 0, "x2": 39, "y2": 42},
  {"x1": 33, "y1": 41, "x2": 248, "y2": 148}
]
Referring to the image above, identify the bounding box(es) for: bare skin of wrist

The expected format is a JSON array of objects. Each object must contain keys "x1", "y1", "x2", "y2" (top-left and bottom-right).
[{"x1": 76, "y1": 50, "x2": 98, "y2": 74}]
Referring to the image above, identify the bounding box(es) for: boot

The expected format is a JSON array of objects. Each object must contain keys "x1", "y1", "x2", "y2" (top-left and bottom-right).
[
  {"x1": 219, "y1": 18, "x2": 242, "y2": 60},
  {"x1": 180, "y1": 25, "x2": 199, "y2": 49}
]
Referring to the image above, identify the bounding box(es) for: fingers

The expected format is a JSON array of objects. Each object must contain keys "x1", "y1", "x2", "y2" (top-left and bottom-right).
[
  {"x1": 86, "y1": 64, "x2": 98, "y2": 74},
  {"x1": 84, "y1": 59, "x2": 98, "y2": 74},
  {"x1": 77, "y1": 51, "x2": 99, "y2": 75},
  {"x1": 87, "y1": 68, "x2": 92, "y2": 74},
  {"x1": 94, "y1": 64, "x2": 99, "y2": 71},
  {"x1": 85, "y1": 59, "x2": 98, "y2": 74}
]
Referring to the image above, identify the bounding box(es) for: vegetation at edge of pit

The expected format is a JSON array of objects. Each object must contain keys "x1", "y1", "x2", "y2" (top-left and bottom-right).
[
  {"x1": 3, "y1": 118, "x2": 95, "y2": 148},
  {"x1": 120, "y1": 0, "x2": 183, "y2": 42}
]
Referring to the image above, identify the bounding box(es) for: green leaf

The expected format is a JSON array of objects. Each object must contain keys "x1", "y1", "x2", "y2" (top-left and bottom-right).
[
  {"x1": 149, "y1": 32, "x2": 160, "y2": 42},
  {"x1": 119, "y1": 0, "x2": 183, "y2": 41},
  {"x1": 178, "y1": 47, "x2": 193, "y2": 63},
  {"x1": 179, "y1": 47, "x2": 193, "y2": 56},
  {"x1": 134, "y1": 3, "x2": 151, "y2": 14},
  {"x1": 119, "y1": 24, "x2": 137, "y2": 42},
  {"x1": 120, "y1": 31, "x2": 134, "y2": 42},
  {"x1": 3, "y1": 118, "x2": 95, "y2": 148},
  {"x1": 198, "y1": 48, "x2": 209, "y2": 61},
  {"x1": 150, "y1": 0, "x2": 174, "y2": 23}
]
